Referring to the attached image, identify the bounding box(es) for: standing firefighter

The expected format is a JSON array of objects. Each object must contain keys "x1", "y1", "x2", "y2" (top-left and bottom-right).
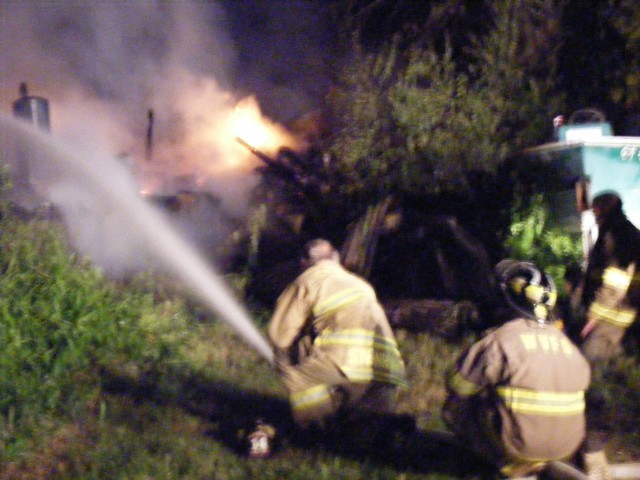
[
  {"x1": 443, "y1": 260, "x2": 591, "y2": 478},
  {"x1": 579, "y1": 192, "x2": 640, "y2": 480},
  {"x1": 580, "y1": 192, "x2": 640, "y2": 362},
  {"x1": 267, "y1": 239, "x2": 408, "y2": 436}
]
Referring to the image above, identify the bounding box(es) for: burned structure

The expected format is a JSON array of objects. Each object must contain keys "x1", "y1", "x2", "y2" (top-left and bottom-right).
[
  {"x1": 2, "y1": 83, "x2": 500, "y2": 334},
  {"x1": 12, "y1": 82, "x2": 51, "y2": 131},
  {"x1": 3, "y1": 84, "x2": 243, "y2": 277},
  {"x1": 5, "y1": 83, "x2": 54, "y2": 216}
]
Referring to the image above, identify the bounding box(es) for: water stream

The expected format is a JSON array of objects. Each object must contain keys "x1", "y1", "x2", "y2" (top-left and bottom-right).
[{"x1": 0, "y1": 114, "x2": 274, "y2": 363}]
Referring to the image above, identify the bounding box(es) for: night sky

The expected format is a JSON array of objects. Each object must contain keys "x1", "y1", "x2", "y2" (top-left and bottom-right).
[{"x1": 219, "y1": 1, "x2": 338, "y2": 122}]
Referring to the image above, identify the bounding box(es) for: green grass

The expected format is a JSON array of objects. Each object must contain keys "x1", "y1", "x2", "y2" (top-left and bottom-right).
[{"x1": 1, "y1": 213, "x2": 638, "y2": 479}]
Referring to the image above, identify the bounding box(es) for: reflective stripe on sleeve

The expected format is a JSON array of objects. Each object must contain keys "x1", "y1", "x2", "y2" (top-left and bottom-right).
[
  {"x1": 602, "y1": 267, "x2": 632, "y2": 291},
  {"x1": 496, "y1": 386, "x2": 585, "y2": 416},
  {"x1": 589, "y1": 302, "x2": 636, "y2": 327},
  {"x1": 588, "y1": 266, "x2": 637, "y2": 327},
  {"x1": 447, "y1": 371, "x2": 482, "y2": 396}
]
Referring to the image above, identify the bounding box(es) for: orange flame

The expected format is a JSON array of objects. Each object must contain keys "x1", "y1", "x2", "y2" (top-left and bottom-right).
[
  {"x1": 231, "y1": 97, "x2": 290, "y2": 150},
  {"x1": 186, "y1": 95, "x2": 298, "y2": 175},
  {"x1": 226, "y1": 96, "x2": 297, "y2": 169},
  {"x1": 137, "y1": 94, "x2": 301, "y2": 195}
]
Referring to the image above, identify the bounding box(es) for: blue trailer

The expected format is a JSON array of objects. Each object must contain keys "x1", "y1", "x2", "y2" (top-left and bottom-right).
[{"x1": 506, "y1": 121, "x2": 640, "y2": 258}]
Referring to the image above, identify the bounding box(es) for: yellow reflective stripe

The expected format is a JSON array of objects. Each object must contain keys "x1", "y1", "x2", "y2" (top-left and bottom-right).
[
  {"x1": 448, "y1": 371, "x2": 482, "y2": 396},
  {"x1": 496, "y1": 387, "x2": 585, "y2": 416},
  {"x1": 341, "y1": 366, "x2": 409, "y2": 387},
  {"x1": 510, "y1": 278, "x2": 557, "y2": 307},
  {"x1": 602, "y1": 267, "x2": 632, "y2": 291},
  {"x1": 290, "y1": 384, "x2": 332, "y2": 412},
  {"x1": 501, "y1": 461, "x2": 547, "y2": 476},
  {"x1": 589, "y1": 302, "x2": 636, "y2": 327},
  {"x1": 510, "y1": 277, "x2": 527, "y2": 293},
  {"x1": 312, "y1": 288, "x2": 366, "y2": 318},
  {"x1": 547, "y1": 291, "x2": 557, "y2": 307},
  {"x1": 315, "y1": 329, "x2": 402, "y2": 355},
  {"x1": 524, "y1": 285, "x2": 557, "y2": 307},
  {"x1": 315, "y1": 329, "x2": 407, "y2": 388}
]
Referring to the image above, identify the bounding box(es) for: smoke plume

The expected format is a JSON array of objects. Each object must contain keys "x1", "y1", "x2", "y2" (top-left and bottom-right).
[
  {"x1": 0, "y1": 0, "x2": 307, "y2": 213},
  {"x1": 0, "y1": 0, "x2": 328, "y2": 276}
]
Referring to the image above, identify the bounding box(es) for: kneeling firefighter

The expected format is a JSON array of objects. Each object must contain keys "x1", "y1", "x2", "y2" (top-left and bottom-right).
[
  {"x1": 267, "y1": 239, "x2": 409, "y2": 449},
  {"x1": 443, "y1": 260, "x2": 591, "y2": 477}
]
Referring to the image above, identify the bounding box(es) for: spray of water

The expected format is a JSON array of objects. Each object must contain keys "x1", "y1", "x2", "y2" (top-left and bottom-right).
[{"x1": 0, "y1": 113, "x2": 274, "y2": 363}]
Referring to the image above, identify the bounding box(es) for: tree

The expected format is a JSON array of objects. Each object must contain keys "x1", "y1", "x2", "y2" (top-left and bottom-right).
[
  {"x1": 469, "y1": 0, "x2": 565, "y2": 149},
  {"x1": 607, "y1": 0, "x2": 640, "y2": 133},
  {"x1": 557, "y1": 0, "x2": 638, "y2": 131},
  {"x1": 389, "y1": 44, "x2": 502, "y2": 194},
  {"x1": 253, "y1": 0, "x2": 572, "y2": 250},
  {"x1": 326, "y1": 0, "x2": 564, "y2": 199},
  {"x1": 325, "y1": 40, "x2": 401, "y2": 201},
  {"x1": 325, "y1": 37, "x2": 499, "y2": 202},
  {"x1": 248, "y1": 0, "x2": 574, "y2": 304}
]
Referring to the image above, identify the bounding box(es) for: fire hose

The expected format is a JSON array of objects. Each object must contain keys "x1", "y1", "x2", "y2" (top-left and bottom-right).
[
  {"x1": 432, "y1": 430, "x2": 640, "y2": 479},
  {"x1": 523, "y1": 460, "x2": 640, "y2": 479}
]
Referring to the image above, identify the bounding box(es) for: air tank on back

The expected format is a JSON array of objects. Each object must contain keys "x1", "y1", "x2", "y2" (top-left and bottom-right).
[{"x1": 12, "y1": 82, "x2": 51, "y2": 131}]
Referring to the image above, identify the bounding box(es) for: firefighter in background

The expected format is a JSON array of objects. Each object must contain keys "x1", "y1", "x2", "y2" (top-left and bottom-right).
[
  {"x1": 580, "y1": 192, "x2": 640, "y2": 362},
  {"x1": 443, "y1": 260, "x2": 591, "y2": 478},
  {"x1": 578, "y1": 192, "x2": 640, "y2": 480},
  {"x1": 267, "y1": 238, "x2": 408, "y2": 434}
]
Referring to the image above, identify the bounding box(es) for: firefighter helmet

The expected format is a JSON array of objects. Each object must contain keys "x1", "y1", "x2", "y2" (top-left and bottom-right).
[{"x1": 495, "y1": 259, "x2": 557, "y2": 323}]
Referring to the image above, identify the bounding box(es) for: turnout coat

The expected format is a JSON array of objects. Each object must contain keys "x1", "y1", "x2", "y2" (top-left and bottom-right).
[
  {"x1": 268, "y1": 260, "x2": 407, "y2": 425},
  {"x1": 582, "y1": 212, "x2": 640, "y2": 361},
  {"x1": 444, "y1": 318, "x2": 591, "y2": 470}
]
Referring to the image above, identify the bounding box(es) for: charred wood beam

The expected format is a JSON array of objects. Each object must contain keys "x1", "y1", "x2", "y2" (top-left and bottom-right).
[
  {"x1": 236, "y1": 137, "x2": 327, "y2": 204},
  {"x1": 145, "y1": 109, "x2": 154, "y2": 162},
  {"x1": 341, "y1": 196, "x2": 393, "y2": 279},
  {"x1": 236, "y1": 137, "x2": 280, "y2": 169}
]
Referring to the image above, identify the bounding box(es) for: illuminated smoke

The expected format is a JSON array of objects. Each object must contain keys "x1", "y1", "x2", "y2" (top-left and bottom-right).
[
  {"x1": 0, "y1": 0, "x2": 298, "y2": 217},
  {"x1": 1, "y1": 114, "x2": 274, "y2": 362}
]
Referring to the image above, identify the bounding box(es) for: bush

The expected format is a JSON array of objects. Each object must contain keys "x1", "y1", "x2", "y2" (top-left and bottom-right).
[
  {"x1": 0, "y1": 215, "x2": 189, "y2": 460},
  {"x1": 504, "y1": 194, "x2": 583, "y2": 291}
]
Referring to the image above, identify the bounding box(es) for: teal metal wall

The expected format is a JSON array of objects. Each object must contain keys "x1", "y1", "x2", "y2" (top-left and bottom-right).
[
  {"x1": 581, "y1": 140, "x2": 640, "y2": 228},
  {"x1": 517, "y1": 124, "x2": 640, "y2": 230}
]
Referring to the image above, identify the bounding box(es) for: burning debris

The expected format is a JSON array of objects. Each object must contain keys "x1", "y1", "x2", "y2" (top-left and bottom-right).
[
  {"x1": 4, "y1": 74, "x2": 314, "y2": 278},
  {"x1": 236, "y1": 137, "x2": 331, "y2": 202}
]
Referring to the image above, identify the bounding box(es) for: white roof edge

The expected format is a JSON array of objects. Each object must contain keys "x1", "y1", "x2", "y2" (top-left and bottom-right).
[
  {"x1": 582, "y1": 136, "x2": 640, "y2": 146},
  {"x1": 520, "y1": 137, "x2": 640, "y2": 155}
]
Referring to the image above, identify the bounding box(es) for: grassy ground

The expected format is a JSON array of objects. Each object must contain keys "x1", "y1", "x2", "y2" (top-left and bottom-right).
[
  {"x1": 1, "y1": 316, "x2": 488, "y2": 480},
  {"x1": 1, "y1": 217, "x2": 639, "y2": 479},
  {"x1": 4, "y1": 315, "x2": 639, "y2": 480}
]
